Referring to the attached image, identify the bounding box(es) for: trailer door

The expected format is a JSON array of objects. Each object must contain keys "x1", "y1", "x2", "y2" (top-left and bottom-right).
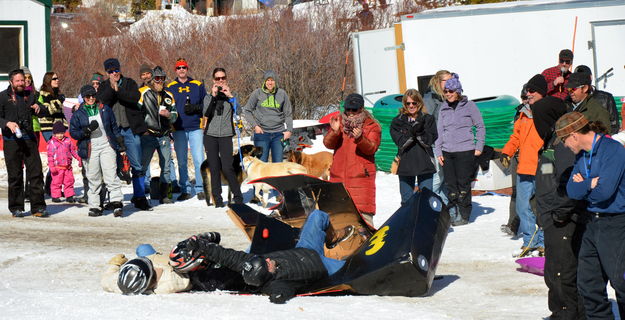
[{"x1": 591, "y1": 19, "x2": 625, "y2": 94}]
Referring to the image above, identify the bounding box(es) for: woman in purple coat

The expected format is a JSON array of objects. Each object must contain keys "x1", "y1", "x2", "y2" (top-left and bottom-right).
[{"x1": 434, "y1": 74, "x2": 485, "y2": 226}]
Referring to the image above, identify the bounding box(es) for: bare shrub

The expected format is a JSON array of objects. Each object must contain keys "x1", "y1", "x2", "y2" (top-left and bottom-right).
[{"x1": 52, "y1": 1, "x2": 433, "y2": 119}]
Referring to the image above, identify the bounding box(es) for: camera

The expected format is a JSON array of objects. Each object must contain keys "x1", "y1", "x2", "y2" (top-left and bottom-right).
[
  {"x1": 217, "y1": 86, "x2": 223, "y2": 92},
  {"x1": 18, "y1": 119, "x2": 31, "y2": 132}
]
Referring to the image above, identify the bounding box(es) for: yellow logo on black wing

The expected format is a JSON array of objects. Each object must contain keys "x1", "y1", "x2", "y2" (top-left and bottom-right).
[{"x1": 365, "y1": 225, "x2": 389, "y2": 256}]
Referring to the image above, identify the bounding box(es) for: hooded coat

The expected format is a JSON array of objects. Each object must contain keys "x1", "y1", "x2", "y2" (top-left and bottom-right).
[
  {"x1": 243, "y1": 71, "x2": 293, "y2": 133},
  {"x1": 323, "y1": 114, "x2": 381, "y2": 215}
]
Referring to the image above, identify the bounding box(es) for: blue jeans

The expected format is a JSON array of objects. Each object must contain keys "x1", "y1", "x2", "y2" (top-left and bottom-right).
[
  {"x1": 398, "y1": 173, "x2": 434, "y2": 204},
  {"x1": 173, "y1": 129, "x2": 205, "y2": 194},
  {"x1": 121, "y1": 127, "x2": 144, "y2": 197},
  {"x1": 140, "y1": 135, "x2": 172, "y2": 183},
  {"x1": 296, "y1": 209, "x2": 345, "y2": 276},
  {"x1": 144, "y1": 156, "x2": 177, "y2": 184},
  {"x1": 253, "y1": 132, "x2": 284, "y2": 163},
  {"x1": 41, "y1": 131, "x2": 53, "y2": 142},
  {"x1": 516, "y1": 174, "x2": 543, "y2": 248}
]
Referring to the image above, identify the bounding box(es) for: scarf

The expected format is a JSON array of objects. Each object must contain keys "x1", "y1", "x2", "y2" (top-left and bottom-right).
[
  {"x1": 341, "y1": 111, "x2": 366, "y2": 138},
  {"x1": 85, "y1": 104, "x2": 99, "y2": 117}
]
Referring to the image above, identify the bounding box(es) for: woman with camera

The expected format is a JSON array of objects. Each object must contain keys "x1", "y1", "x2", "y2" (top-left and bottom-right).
[
  {"x1": 199, "y1": 68, "x2": 243, "y2": 207},
  {"x1": 390, "y1": 89, "x2": 437, "y2": 205}
]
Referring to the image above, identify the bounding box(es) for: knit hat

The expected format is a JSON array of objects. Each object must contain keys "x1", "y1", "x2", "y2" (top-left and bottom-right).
[
  {"x1": 90, "y1": 73, "x2": 104, "y2": 83},
  {"x1": 574, "y1": 65, "x2": 591, "y2": 75},
  {"x1": 20, "y1": 66, "x2": 31, "y2": 76},
  {"x1": 344, "y1": 93, "x2": 364, "y2": 111},
  {"x1": 139, "y1": 63, "x2": 152, "y2": 75},
  {"x1": 80, "y1": 85, "x2": 97, "y2": 98},
  {"x1": 103, "y1": 58, "x2": 121, "y2": 72},
  {"x1": 559, "y1": 49, "x2": 574, "y2": 60},
  {"x1": 525, "y1": 74, "x2": 548, "y2": 97},
  {"x1": 136, "y1": 244, "x2": 157, "y2": 257},
  {"x1": 554, "y1": 112, "x2": 588, "y2": 143},
  {"x1": 566, "y1": 72, "x2": 592, "y2": 88},
  {"x1": 444, "y1": 73, "x2": 462, "y2": 93},
  {"x1": 52, "y1": 121, "x2": 66, "y2": 134},
  {"x1": 175, "y1": 59, "x2": 188, "y2": 70}
]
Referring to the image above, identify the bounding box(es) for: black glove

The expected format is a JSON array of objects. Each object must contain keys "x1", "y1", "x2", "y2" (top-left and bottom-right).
[
  {"x1": 197, "y1": 232, "x2": 221, "y2": 244},
  {"x1": 185, "y1": 103, "x2": 201, "y2": 115},
  {"x1": 410, "y1": 120, "x2": 425, "y2": 137},
  {"x1": 267, "y1": 281, "x2": 296, "y2": 304},
  {"x1": 116, "y1": 136, "x2": 126, "y2": 153},
  {"x1": 83, "y1": 120, "x2": 99, "y2": 136},
  {"x1": 499, "y1": 153, "x2": 511, "y2": 168},
  {"x1": 179, "y1": 235, "x2": 217, "y2": 258}
]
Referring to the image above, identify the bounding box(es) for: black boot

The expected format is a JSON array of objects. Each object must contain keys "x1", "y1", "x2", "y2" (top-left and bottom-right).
[
  {"x1": 160, "y1": 183, "x2": 173, "y2": 204},
  {"x1": 111, "y1": 201, "x2": 124, "y2": 217},
  {"x1": 133, "y1": 197, "x2": 153, "y2": 211}
]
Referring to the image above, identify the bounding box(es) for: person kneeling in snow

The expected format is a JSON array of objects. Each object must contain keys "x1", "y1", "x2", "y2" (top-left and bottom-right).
[{"x1": 174, "y1": 209, "x2": 354, "y2": 304}]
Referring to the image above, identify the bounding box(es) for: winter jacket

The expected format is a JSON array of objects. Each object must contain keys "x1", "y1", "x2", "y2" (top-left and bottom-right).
[
  {"x1": 202, "y1": 92, "x2": 240, "y2": 138},
  {"x1": 47, "y1": 136, "x2": 80, "y2": 169},
  {"x1": 568, "y1": 95, "x2": 611, "y2": 132},
  {"x1": 423, "y1": 90, "x2": 444, "y2": 123},
  {"x1": 324, "y1": 116, "x2": 381, "y2": 215},
  {"x1": 390, "y1": 112, "x2": 437, "y2": 176},
  {"x1": 243, "y1": 86, "x2": 293, "y2": 133},
  {"x1": 434, "y1": 97, "x2": 485, "y2": 157},
  {"x1": 138, "y1": 86, "x2": 178, "y2": 136},
  {"x1": 530, "y1": 96, "x2": 569, "y2": 149},
  {"x1": 167, "y1": 78, "x2": 206, "y2": 131},
  {"x1": 96, "y1": 76, "x2": 145, "y2": 134},
  {"x1": 501, "y1": 111, "x2": 543, "y2": 176},
  {"x1": 101, "y1": 253, "x2": 192, "y2": 294},
  {"x1": 69, "y1": 102, "x2": 124, "y2": 159},
  {"x1": 0, "y1": 85, "x2": 48, "y2": 140},
  {"x1": 567, "y1": 135, "x2": 625, "y2": 214},
  {"x1": 593, "y1": 89, "x2": 620, "y2": 134},
  {"x1": 37, "y1": 90, "x2": 67, "y2": 131}
]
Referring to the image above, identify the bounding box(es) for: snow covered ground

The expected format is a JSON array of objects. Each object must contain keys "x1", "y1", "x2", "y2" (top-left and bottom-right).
[{"x1": 0, "y1": 141, "x2": 620, "y2": 319}]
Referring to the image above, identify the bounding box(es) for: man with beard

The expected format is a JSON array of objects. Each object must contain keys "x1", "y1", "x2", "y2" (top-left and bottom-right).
[
  {"x1": 138, "y1": 66, "x2": 178, "y2": 205},
  {"x1": 97, "y1": 58, "x2": 152, "y2": 211},
  {"x1": 0, "y1": 69, "x2": 49, "y2": 217},
  {"x1": 572, "y1": 65, "x2": 619, "y2": 134},
  {"x1": 542, "y1": 49, "x2": 574, "y2": 101},
  {"x1": 565, "y1": 72, "x2": 611, "y2": 130},
  {"x1": 528, "y1": 74, "x2": 587, "y2": 319}
]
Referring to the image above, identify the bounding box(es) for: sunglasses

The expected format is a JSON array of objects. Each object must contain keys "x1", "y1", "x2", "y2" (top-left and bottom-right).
[
  {"x1": 176, "y1": 66, "x2": 187, "y2": 70},
  {"x1": 526, "y1": 88, "x2": 537, "y2": 94},
  {"x1": 567, "y1": 85, "x2": 584, "y2": 93},
  {"x1": 214, "y1": 76, "x2": 227, "y2": 81},
  {"x1": 443, "y1": 89, "x2": 455, "y2": 94},
  {"x1": 52, "y1": 77, "x2": 59, "y2": 81},
  {"x1": 84, "y1": 95, "x2": 96, "y2": 99},
  {"x1": 153, "y1": 76, "x2": 166, "y2": 82},
  {"x1": 345, "y1": 108, "x2": 361, "y2": 112},
  {"x1": 559, "y1": 59, "x2": 572, "y2": 64},
  {"x1": 107, "y1": 69, "x2": 120, "y2": 74},
  {"x1": 405, "y1": 101, "x2": 419, "y2": 106}
]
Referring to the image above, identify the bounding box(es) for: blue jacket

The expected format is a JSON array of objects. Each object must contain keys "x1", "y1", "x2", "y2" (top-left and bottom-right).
[
  {"x1": 166, "y1": 77, "x2": 206, "y2": 131},
  {"x1": 69, "y1": 103, "x2": 123, "y2": 159},
  {"x1": 566, "y1": 135, "x2": 625, "y2": 214}
]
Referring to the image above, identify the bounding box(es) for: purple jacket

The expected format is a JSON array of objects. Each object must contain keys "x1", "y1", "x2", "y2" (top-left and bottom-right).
[{"x1": 434, "y1": 97, "x2": 485, "y2": 157}]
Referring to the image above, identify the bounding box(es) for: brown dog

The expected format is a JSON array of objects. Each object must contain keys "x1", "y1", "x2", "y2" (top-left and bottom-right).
[
  {"x1": 285, "y1": 150, "x2": 333, "y2": 180},
  {"x1": 242, "y1": 155, "x2": 308, "y2": 208}
]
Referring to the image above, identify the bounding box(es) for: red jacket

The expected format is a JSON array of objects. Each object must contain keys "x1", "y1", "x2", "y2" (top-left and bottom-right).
[
  {"x1": 323, "y1": 116, "x2": 381, "y2": 215},
  {"x1": 541, "y1": 66, "x2": 570, "y2": 101},
  {"x1": 501, "y1": 111, "x2": 543, "y2": 176}
]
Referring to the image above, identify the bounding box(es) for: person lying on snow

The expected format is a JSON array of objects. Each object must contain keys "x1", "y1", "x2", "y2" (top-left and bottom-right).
[
  {"x1": 101, "y1": 237, "x2": 246, "y2": 295},
  {"x1": 174, "y1": 209, "x2": 354, "y2": 304}
]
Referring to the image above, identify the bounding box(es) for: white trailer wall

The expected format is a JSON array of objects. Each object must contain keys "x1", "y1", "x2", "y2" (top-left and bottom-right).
[
  {"x1": 352, "y1": 28, "x2": 400, "y2": 108},
  {"x1": 401, "y1": 0, "x2": 625, "y2": 99}
]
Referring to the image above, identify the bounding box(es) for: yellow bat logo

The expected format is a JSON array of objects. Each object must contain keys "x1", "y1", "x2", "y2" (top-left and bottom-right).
[
  {"x1": 365, "y1": 225, "x2": 389, "y2": 256},
  {"x1": 178, "y1": 86, "x2": 190, "y2": 93}
]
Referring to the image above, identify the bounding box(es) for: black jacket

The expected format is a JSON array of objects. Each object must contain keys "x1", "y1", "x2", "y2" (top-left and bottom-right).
[
  {"x1": 530, "y1": 96, "x2": 568, "y2": 149},
  {"x1": 138, "y1": 86, "x2": 177, "y2": 136},
  {"x1": 96, "y1": 76, "x2": 146, "y2": 135},
  {"x1": 593, "y1": 89, "x2": 619, "y2": 134},
  {"x1": 0, "y1": 85, "x2": 48, "y2": 139},
  {"x1": 390, "y1": 112, "x2": 437, "y2": 176}
]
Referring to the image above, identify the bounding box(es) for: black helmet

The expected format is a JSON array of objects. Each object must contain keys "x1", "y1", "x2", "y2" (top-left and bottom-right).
[
  {"x1": 241, "y1": 255, "x2": 272, "y2": 287},
  {"x1": 117, "y1": 257, "x2": 154, "y2": 295}
]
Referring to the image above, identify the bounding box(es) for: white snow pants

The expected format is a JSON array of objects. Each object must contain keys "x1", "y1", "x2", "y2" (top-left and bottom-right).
[{"x1": 85, "y1": 146, "x2": 123, "y2": 209}]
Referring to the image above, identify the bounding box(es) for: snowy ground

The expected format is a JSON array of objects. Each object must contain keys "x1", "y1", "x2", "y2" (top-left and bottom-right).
[{"x1": 0, "y1": 143, "x2": 619, "y2": 319}]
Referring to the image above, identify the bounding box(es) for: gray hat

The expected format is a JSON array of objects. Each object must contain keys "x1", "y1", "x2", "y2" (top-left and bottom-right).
[
  {"x1": 140, "y1": 63, "x2": 152, "y2": 75},
  {"x1": 263, "y1": 70, "x2": 277, "y2": 83},
  {"x1": 20, "y1": 66, "x2": 31, "y2": 75}
]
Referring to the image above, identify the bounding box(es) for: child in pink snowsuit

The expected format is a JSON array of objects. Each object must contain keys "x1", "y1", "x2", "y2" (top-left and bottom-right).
[{"x1": 47, "y1": 121, "x2": 81, "y2": 203}]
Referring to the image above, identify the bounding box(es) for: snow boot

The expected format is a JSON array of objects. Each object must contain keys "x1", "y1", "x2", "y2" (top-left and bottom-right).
[
  {"x1": 88, "y1": 208, "x2": 102, "y2": 217},
  {"x1": 111, "y1": 201, "x2": 124, "y2": 217},
  {"x1": 159, "y1": 183, "x2": 173, "y2": 204},
  {"x1": 133, "y1": 197, "x2": 153, "y2": 211}
]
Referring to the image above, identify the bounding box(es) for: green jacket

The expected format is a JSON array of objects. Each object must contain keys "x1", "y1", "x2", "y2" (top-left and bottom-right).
[{"x1": 569, "y1": 95, "x2": 610, "y2": 130}]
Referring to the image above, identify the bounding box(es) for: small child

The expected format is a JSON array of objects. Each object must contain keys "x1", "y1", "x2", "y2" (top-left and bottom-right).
[{"x1": 47, "y1": 121, "x2": 81, "y2": 203}]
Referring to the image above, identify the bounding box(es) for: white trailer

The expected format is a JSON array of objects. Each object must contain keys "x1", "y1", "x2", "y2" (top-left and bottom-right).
[{"x1": 353, "y1": 0, "x2": 625, "y2": 101}]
